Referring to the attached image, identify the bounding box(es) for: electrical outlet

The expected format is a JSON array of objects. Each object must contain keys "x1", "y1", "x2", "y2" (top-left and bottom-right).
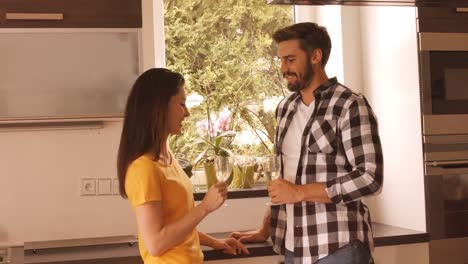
[
  {"x1": 81, "y1": 178, "x2": 96, "y2": 196},
  {"x1": 112, "y1": 178, "x2": 120, "y2": 195},
  {"x1": 97, "y1": 178, "x2": 112, "y2": 195}
]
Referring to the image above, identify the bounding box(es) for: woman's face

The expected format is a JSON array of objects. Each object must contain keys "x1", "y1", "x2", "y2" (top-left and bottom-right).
[{"x1": 167, "y1": 85, "x2": 189, "y2": 135}]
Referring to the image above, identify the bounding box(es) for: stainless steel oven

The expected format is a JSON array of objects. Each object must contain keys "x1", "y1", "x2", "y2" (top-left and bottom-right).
[
  {"x1": 424, "y1": 134, "x2": 468, "y2": 263},
  {"x1": 419, "y1": 32, "x2": 468, "y2": 136},
  {"x1": 416, "y1": 6, "x2": 468, "y2": 264}
]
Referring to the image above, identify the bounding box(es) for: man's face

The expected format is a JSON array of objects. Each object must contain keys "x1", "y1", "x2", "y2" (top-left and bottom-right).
[{"x1": 277, "y1": 39, "x2": 314, "y2": 92}]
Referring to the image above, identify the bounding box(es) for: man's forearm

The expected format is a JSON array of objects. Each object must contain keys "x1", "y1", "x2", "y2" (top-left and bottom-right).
[
  {"x1": 260, "y1": 206, "x2": 271, "y2": 234},
  {"x1": 296, "y1": 183, "x2": 332, "y2": 203}
]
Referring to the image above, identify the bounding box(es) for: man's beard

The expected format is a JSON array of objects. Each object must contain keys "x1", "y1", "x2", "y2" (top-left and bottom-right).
[{"x1": 284, "y1": 60, "x2": 314, "y2": 93}]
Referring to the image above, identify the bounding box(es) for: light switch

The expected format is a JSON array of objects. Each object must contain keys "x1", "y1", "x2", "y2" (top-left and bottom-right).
[
  {"x1": 113, "y1": 178, "x2": 120, "y2": 195},
  {"x1": 97, "y1": 178, "x2": 112, "y2": 195}
]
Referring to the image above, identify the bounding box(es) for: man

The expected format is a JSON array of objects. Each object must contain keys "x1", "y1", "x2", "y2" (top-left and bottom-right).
[{"x1": 231, "y1": 22, "x2": 383, "y2": 264}]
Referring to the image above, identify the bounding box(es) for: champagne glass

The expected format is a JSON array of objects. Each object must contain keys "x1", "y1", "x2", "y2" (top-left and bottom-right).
[
  {"x1": 214, "y1": 155, "x2": 233, "y2": 206},
  {"x1": 261, "y1": 154, "x2": 281, "y2": 206}
]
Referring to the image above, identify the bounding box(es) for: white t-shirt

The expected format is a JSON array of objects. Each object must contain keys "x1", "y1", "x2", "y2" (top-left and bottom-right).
[{"x1": 282, "y1": 100, "x2": 315, "y2": 251}]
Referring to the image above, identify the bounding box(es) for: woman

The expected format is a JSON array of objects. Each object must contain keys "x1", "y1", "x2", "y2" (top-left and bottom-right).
[{"x1": 117, "y1": 68, "x2": 249, "y2": 263}]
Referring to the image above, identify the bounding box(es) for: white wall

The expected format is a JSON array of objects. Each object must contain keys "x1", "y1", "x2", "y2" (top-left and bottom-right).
[
  {"x1": 356, "y1": 6, "x2": 426, "y2": 231},
  {"x1": 142, "y1": 0, "x2": 165, "y2": 68},
  {"x1": 316, "y1": 6, "x2": 345, "y2": 85},
  {"x1": 154, "y1": 0, "x2": 166, "y2": 68},
  {"x1": 340, "y1": 7, "x2": 364, "y2": 93},
  {"x1": 0, "y1": 122, "x2": 134, "y2": 244},
  {"x1": 141, "y1": 0, "x2": 156, "y2": 69}
]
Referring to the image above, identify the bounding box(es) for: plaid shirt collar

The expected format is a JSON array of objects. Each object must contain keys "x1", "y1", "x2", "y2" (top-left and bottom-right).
[
  {"x1": 312, "y1": 77, "x2": 338, "y2": 98},
  {"x1": 275, "y1": 77, "x2": 338, "y2": 153}
]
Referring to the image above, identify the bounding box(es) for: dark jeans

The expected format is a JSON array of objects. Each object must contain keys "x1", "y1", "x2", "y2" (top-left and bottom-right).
[{"x1": 284, "y1": 240, "x2": 373, "y2": 264}]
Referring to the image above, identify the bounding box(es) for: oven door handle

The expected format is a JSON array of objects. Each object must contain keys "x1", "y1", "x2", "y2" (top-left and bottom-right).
[{"x1": 429, "y1": 160, "x2": 468, "y2": 167}]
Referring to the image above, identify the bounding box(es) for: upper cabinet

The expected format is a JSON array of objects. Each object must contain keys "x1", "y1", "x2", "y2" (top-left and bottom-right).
[
  {"x1": 418, "y1": 7, "x2": 468, "y2": 33},
  {"x1": 0, "y1": 0, "x2": 143, "y2": 122},
  {"x1": 0, "y1": 0, "x2": 142, "y2": 28}
]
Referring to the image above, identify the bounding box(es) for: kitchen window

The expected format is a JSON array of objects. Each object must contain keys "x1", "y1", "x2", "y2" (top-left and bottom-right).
[{"x1": 163, "y1": 0, "x2": 294, "y2": 162}]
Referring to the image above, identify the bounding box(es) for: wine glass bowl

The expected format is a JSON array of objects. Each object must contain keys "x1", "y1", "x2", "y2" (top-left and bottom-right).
[
  {"x1": 261, "y1": 155, "x2": 281, "y2": 186},
  {"x1": 214, "y1": 156, "x2": 233, "y2": 183},
  {"x1": 261, "y1": 155, "x2": 281, "y2": 206},
  {"x1": 213, "y1": 155, "x2": 233, "y2": 207}
]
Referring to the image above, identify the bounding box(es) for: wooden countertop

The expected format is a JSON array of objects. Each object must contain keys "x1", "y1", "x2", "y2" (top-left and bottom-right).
[{"x1": 23, "y1": 223, "x2": 429, "y2": 262}]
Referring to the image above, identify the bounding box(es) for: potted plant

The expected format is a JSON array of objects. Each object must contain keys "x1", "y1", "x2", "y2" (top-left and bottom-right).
[{"x1": 193, "y1": 108, "x2": 237, "y2": 188}]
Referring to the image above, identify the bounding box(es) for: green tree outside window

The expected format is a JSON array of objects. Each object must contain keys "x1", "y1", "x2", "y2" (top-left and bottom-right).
[{"x1": 164, "y1": 0, "x2": 293, "y2": 165}]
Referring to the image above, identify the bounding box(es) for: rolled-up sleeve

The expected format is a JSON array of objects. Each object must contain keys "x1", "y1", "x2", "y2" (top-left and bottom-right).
[{"x1": 325, "y1": 96, "x2": 384, "y2": 204}]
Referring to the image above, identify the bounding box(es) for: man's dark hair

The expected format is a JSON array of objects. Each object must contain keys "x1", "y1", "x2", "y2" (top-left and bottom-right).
[{"x1": 273, "y1": 22, "x2": 332, "y2": 67}]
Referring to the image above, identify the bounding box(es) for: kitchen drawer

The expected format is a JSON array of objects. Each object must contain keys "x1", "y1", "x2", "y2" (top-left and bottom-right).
[
  {"x1": 0, "y1": 0, "x2": 141, "y2": 28},
  {"x1": 417, "y1": 7, "x2": 468, "y2": 32}
]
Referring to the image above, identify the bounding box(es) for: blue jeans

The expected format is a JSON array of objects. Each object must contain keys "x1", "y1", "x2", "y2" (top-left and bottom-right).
[{"x1": 284, "y1": 240, "x2": 373, "y2": 264}]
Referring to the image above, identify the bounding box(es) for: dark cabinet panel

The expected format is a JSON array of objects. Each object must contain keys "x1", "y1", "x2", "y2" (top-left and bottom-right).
[
  {"x1": 417, "y1": 7, "x2": 468, "y2": 32},
  {"x1": 0, "y1": 0, "x2": 141, "y2": 28}
]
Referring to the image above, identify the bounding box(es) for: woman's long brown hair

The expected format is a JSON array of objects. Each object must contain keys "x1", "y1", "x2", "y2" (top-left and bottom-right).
[{"x1": 117, "y1": 68, "x2": 184, "y2": 198}]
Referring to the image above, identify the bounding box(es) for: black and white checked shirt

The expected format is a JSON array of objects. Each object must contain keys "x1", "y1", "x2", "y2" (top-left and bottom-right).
[{"x1": 270, "y1": 77, "x2": 384, "y2": 263}]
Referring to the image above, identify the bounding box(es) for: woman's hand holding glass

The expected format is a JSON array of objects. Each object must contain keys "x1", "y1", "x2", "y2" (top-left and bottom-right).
[{"x1": 200, "y1": 182, "x2": 227, "y2": 214}]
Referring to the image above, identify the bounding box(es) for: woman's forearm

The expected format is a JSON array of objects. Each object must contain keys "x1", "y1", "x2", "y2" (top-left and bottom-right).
[
  {"x1": 139, "y1": 183, "x2": 226, "y2": 256},
  {"x1": 146, "y1": 203, "x2": 208, "y2": 256},
  {"x1": 198, "y1": 232, "x2": 220, "y2": 248}
]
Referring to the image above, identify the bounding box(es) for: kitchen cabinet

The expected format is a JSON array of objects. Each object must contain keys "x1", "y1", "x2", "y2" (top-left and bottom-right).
[
  {"x1": 0, "y1": 29, "x2": 141, "y2": 121},
  {"x1": 0, "y1": 0, "x2": 141, "y2": 28},
  {"x1": 418, "y1": 7, "x2": 468, "y2": 32},
  {"x1": 0, "y1": 0, "x2": 143, "y2": 122}
]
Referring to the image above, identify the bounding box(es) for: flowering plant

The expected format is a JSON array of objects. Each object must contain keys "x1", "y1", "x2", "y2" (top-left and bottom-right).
[
  {"x1": 190, "y1": 93, "x2": 281, "y2": 169},
  {"x1": 192, "y1": 107, "x2": 237, "y2": 167}
]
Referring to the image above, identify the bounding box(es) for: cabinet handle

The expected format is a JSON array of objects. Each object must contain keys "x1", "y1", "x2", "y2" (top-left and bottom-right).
[
  {"x1": 455, "y1": 8, "x2": 468, "y2": 13},
  {"x1": 6, "y1": 13, "x2": 64, "y2": 21},
  {"x1": 429, "y1": 160, "x2": 468, "y2": 167}
]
